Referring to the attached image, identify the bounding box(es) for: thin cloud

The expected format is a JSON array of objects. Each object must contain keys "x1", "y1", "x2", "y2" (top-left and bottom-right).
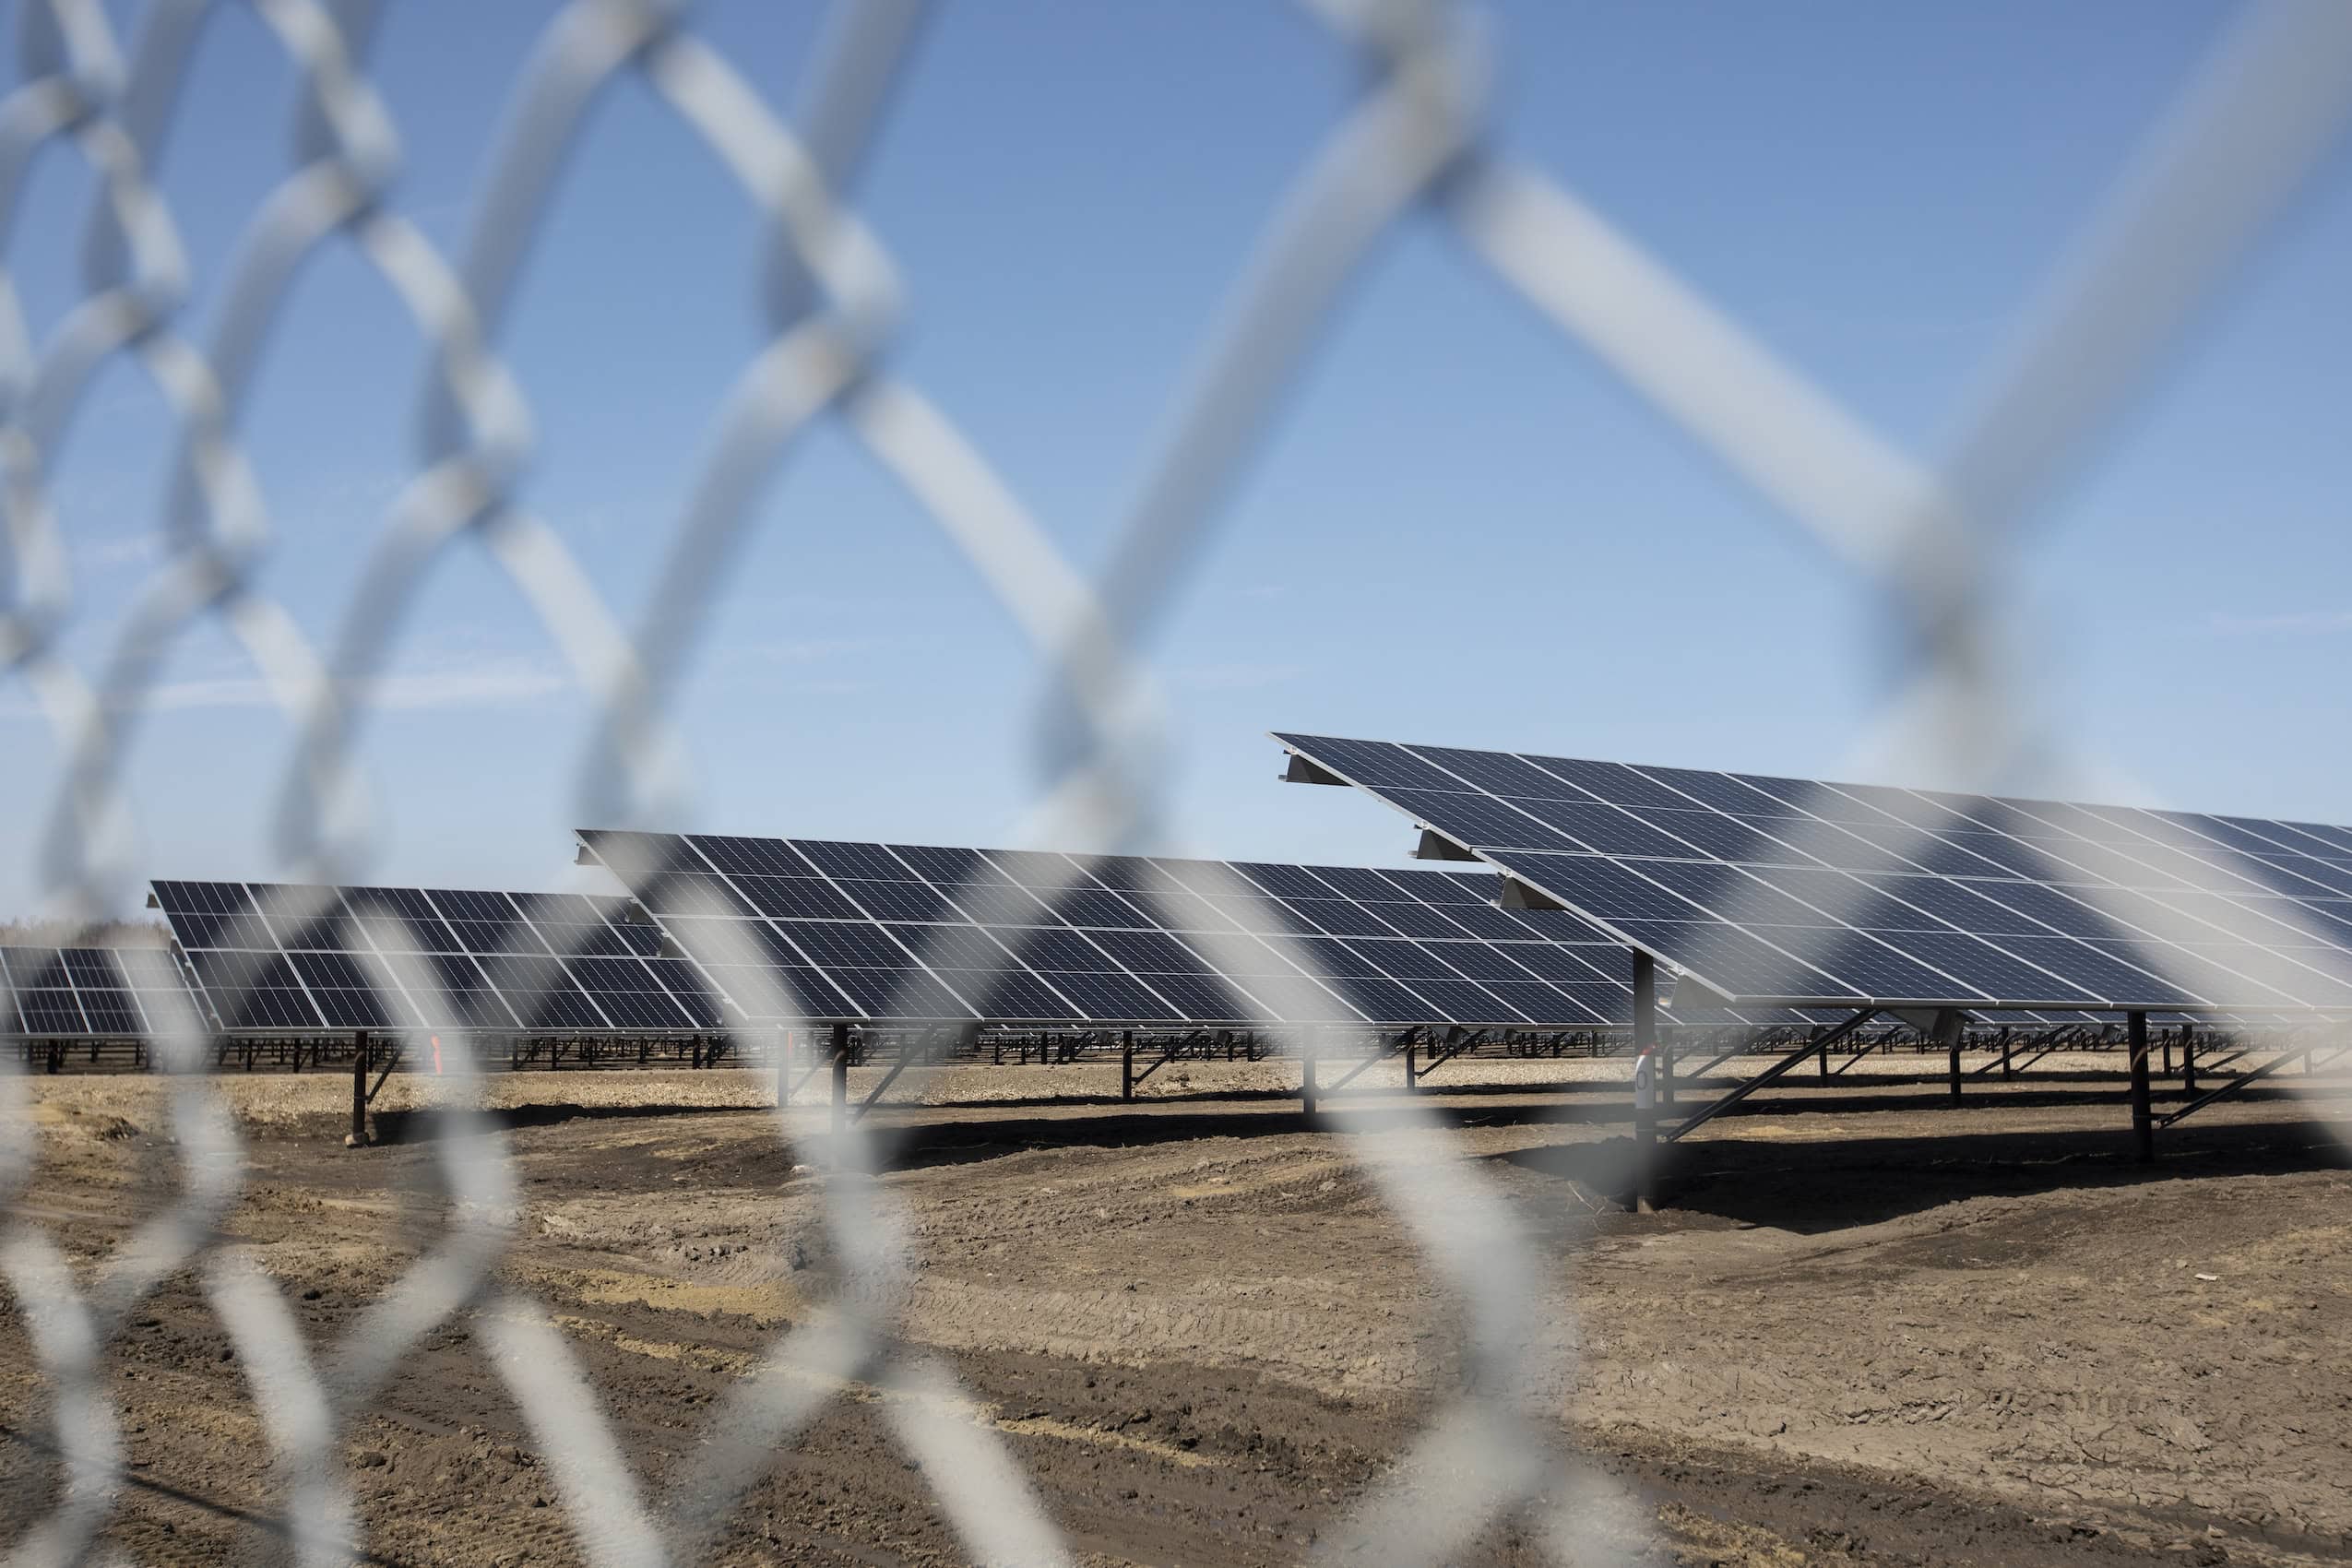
[
  {"x1": 2203, "y1": 608, "x2": 2352, "y2": 636},
  {"x1": 79, "y1": 532, "x2": 165, "y2": 571},
  {"x1": 1169, "y1": 661, "x2": 1305, "y2": 692},
  {"x1": 0, "y1": 656, "x2": 570, "y2": 720},
  {"x1": 153, "y1": 663, "x2": 567, "y2": 713},
  {"x1": 732, "y1": 636, "x2": 883, "y2": 666}
]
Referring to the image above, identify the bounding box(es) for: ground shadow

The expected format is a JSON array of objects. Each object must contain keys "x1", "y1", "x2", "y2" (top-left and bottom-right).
[
  {"x1": 366, "y1": 1099, "x2": 748, "y2": 1145},
  {"x1": 849, "y1": 1080, "x2": 2340, "y2": 1174},
  {"x1": 365, "y1": 1074, "x2": 2347, "y2": 1163},
  {"x1": 858, "y1": 1099, "x2": 1597, "y2": 1171},
  {"x1": 1492, "y1": 1116, "x2": 2352, "y2": 1234}
]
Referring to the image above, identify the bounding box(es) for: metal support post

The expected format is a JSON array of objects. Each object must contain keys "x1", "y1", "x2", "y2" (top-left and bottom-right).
[
  {"x1": 347, "y1": 1030, "x2": 369, "y2": 1146},
  {"x1": 2128, "y1": 1009, "x2": 2154, "y2": 1163},
  {"x1": 1632, "y1": 951, "x2": 1657, "y2": 1213},
  {"x1": 852, "y1": 1022, "x2": 951, "y2": 1123},
  {"x1": 1671, "y1": 1008, "x2": 1877, "y2": 1141},
  {"x1": 1121, "y1": 1029, "x2": 1134, "y2": 1102},
  {"x1": 366, "y1": 1039, "x2": 401, "y2": 1104},
  {"x1": 830, "y1": 1022, "x2": 849, "y2": 1137},
  {"x1": 2161, "y1": 1038, "x2": 2350, "y2": 1128},
  {"x1": 1689, "y1": 1032, "x2": 1761, "y2": 1084}
]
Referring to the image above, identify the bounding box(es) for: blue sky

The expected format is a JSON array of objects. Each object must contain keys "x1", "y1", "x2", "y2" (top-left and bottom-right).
[{"x1": 4, "y1": 0, "x2": 2347, "y2": 917}]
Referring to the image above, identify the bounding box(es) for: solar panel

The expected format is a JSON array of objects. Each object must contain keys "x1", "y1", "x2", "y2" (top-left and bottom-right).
[
  {"x1": 577, "y1": 831, "x2": 1801, "y2": 1029},
  {"x1": 150, "y1": 881, "x2": 718, "y2": 1034},
  {"x1": 1275, "y1": 733, "x2": 2352, "y2": 1015},
  {"x1": 0, "y1": 945, "x2": 207, "y2": 1039}
]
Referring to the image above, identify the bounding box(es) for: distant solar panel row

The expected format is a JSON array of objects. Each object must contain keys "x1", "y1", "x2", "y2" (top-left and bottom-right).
[
  {"x1": 1274, "y1": 733, "x2": 2352, "y2": 1014},
  {"x1": 150, "y1": 882, "x2": 722, "y2": 1033},
  {"x1": 577, "y1": 830, "x2": 1800, "y2": 1028},
  {"x1": 0, "y1": 946, "x2": 198, "y2": 1038}
]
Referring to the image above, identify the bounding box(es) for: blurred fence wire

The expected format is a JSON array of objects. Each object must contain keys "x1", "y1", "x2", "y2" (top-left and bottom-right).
[{"x1": 6, "y1": 0, "x2": 2351, "y2": 1563}]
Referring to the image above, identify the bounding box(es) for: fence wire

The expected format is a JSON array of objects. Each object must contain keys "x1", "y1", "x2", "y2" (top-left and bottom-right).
[{"x1": 5, "y1": 0, "x2": 2350, "y2": 1564}]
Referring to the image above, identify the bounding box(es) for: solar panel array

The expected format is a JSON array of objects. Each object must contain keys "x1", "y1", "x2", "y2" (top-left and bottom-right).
[
  {"x1": 0, "y1": 946, "x2": 199, "y2": 1038},
  {"x1": 1274, "y1": 733, "x2": 2352, "y2": 1015},
  {"x1": 150, "y1": 882, "x2": 724, "y2": 1034},
  {"x1": 578, "y1": 830, "x2": 1771, "y2": 1028}
]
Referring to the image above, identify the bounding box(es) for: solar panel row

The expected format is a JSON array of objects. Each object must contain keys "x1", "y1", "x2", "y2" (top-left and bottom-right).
[
  {"x1": 579, "y1": 830, "x2": 1800, "y2": 1028},
  {"x1": 1274, "y1": 733, "x2": 2352, "y2": 1014},
  {"x1": 150, "y1": 882, "x2": 723, "y2": 1034},
  {"x1": 0, "y1": 945, "x2": 199, "y2": 1038}
]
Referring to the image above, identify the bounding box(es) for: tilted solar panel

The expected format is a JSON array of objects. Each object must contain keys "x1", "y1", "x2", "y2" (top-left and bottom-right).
[
  {"x1": 1274, "y1": 733, "x2": 2352, "y2": 1015},
  {"x1": 149, "y1": 882, "x2": 718, "y2": 1034},
  {"x1": 576, "y1": 830, "x2": 1806, "y2": 1029},
  {"x1": 0, "y1": 945, "x2": 207, "y2": 1039}
]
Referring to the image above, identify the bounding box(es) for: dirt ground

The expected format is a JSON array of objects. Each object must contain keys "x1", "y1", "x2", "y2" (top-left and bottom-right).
[{"x1": 5, "y1": 1056, "x2": 2350, "y2": 1566}]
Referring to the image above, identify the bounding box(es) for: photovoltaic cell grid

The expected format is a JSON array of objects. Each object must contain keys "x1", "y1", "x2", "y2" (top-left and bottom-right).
[
  {"x1": 1274, "y1": 733, "x2": 2352, "y2": 1016},
  {"x1": 578, "y1": 830, "x2": 1785, "y2": 1028},
  {"x1": 149, "y1": 882, "x2": 724, "y2": 1034},
  {"x1": 0, "y1": 946, "x2": 200, "y2": 1038}
]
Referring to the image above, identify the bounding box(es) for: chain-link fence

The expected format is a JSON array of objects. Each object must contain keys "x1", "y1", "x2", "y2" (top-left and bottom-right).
[{"x1": 6, "y1": 0, "x2": 2352, "y2": 1562}]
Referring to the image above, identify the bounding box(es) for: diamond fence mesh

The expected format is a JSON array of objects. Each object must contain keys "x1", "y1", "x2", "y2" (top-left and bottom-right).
[{"x1": 5, "y1": 0, "x2": 2351, "y2": 1563}]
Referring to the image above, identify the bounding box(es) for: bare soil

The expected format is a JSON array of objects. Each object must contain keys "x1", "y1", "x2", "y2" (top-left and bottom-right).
[{"x1": 5, "y1": 1060, "x2": 2350, "y2": 1566}]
